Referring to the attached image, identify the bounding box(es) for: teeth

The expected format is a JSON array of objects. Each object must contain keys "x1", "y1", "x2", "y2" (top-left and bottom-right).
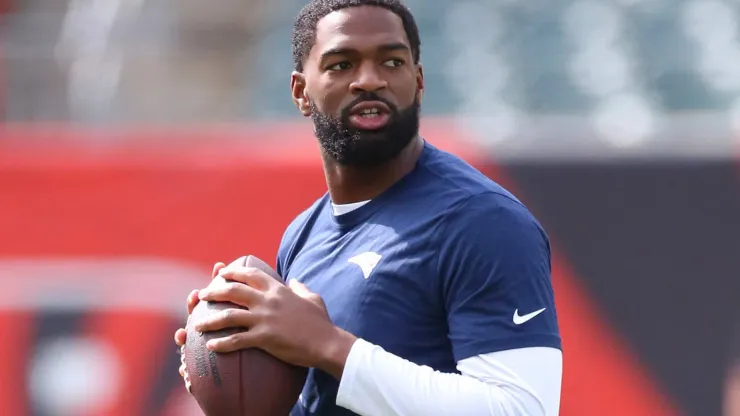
[{"x1": 361, "y1": 108, "x2": 380, "y2": 114}]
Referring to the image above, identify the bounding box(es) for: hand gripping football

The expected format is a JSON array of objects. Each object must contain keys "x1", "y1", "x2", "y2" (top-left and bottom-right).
[{"x1": 183, "y1": 255, "x2": 307, "y2": 416}]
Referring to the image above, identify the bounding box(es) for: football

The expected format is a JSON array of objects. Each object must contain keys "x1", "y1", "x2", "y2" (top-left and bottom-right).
[{"x1": 183, "y1": 255, "x2": 307, "y2": 416}]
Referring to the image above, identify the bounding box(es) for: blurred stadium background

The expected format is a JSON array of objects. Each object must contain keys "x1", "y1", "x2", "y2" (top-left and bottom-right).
[{"x1": 1, "y1": 0, "x2": 739, "y2": 415}]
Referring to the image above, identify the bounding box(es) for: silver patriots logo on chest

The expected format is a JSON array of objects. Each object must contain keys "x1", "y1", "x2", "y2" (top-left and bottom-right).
[{"x1": 348, "y1": 252, "x2": 383, "y2": 279}]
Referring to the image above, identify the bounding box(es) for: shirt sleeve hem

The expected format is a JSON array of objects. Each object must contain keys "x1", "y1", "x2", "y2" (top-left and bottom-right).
[{"x1": 453, "y1": 334, "x2": 562, "y2": 362}]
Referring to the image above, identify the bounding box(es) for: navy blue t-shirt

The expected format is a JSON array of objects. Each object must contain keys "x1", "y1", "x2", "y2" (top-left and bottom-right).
[{"x1": 278, "y1": 141, "x2": 561, "y2": 416}]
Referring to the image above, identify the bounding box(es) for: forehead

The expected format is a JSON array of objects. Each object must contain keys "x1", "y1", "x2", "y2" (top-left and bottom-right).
[{"x1": 313, "y1": 6, "x2": 409, "y2": 54}]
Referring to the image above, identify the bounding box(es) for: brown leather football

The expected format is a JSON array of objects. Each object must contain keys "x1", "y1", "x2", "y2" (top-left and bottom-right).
[{"x1": 183, "y1": 255, "x2": 307, "y2": 416}]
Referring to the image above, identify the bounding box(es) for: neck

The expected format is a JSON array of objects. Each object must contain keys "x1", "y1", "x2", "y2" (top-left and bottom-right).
[{"x1": 322, "y1": 136, "x2": 424, "y2": 205}]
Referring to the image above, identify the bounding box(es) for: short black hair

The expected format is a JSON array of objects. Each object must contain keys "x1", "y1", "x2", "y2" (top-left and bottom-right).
[{"x1": 291, "y1": 0, "x2": 421, "y2": 72}]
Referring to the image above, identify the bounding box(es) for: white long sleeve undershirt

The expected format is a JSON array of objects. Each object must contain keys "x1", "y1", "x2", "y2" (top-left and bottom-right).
[{"x1": 335, "y1": 339, "x2": 562, "y2": 416}]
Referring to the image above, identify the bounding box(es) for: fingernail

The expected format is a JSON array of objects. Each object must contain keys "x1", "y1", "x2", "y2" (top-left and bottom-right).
[{"x1": 206, "y1": 340, "x2": 216, "y2": 350}]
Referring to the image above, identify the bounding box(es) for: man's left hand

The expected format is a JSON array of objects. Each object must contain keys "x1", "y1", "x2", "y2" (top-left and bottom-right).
[{"x1": 193, "y1": 266, "x2": 357, "y2": 379}]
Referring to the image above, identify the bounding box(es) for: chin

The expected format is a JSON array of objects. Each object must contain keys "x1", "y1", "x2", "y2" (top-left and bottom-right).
[{"x1": 354, "y1": 129, "x2": 391, "y2": 140}]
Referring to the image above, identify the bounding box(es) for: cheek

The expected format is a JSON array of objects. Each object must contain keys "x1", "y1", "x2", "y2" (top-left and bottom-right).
[
  {"x1": 395, "y1": 87, "x2": 419, "y2": 108},
  {"x1": 314, "y1": 91, "x2": 346, "y2": 115},
  {"x1": 392, "y1": 73, "x2": 421, "y2": 105},
  {"x1": 306, "y1": 77, "x2": 346, "y2": 110}
]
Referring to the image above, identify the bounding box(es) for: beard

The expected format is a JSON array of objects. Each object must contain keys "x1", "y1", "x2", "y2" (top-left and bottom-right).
[{"x1": 310, "y1": 92, "x2": 420, "y2": 167}]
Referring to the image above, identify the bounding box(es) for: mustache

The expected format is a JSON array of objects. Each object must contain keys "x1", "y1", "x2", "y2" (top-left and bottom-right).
[{"x1": 340, "y1": 93, "x2": 398, "y2": 118}]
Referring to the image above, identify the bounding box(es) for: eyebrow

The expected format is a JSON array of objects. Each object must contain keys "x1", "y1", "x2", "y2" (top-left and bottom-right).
[{"x1": 319, "y1": 42, "x2": 411, "y2": 61}]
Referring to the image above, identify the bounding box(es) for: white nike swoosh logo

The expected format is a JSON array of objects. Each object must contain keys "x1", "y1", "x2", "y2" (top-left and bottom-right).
[{"x1": 513, "y1": 308, "x2": 547, "y2": 325}]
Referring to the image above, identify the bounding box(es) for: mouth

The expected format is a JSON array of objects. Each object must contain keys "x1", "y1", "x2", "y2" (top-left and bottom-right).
[{"x1": 347, "y1": 101, "x2": 392, "y2": 130}]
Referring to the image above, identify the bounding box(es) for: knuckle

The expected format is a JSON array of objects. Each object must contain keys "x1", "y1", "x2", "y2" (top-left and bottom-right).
[
  {"x1": 225, "y1": 282, "x2": 244, "y2": 297},
  {"x1": 263, "y1": 287, "x2": 281, "y2": 305},
  {"x1": 275, "y1": 285, "x2": 292, "y2": 299},
  {"x1": 221, "y1": 283, "x2": 236, "y2": 295},
  {"x1": 221, "y1": 309, "x2": 237, "y2": 323},
  {"x1": 229, "y1": 334, "x2": 243, "y2": 349},
  {"x1": 264, "y1": 295, "x2": 282, "y2": 311}
]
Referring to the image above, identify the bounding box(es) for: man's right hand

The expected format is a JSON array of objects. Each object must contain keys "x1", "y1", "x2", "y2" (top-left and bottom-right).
[{"x1": 175, "y1": 262, "x2": 227, "y2": 390}]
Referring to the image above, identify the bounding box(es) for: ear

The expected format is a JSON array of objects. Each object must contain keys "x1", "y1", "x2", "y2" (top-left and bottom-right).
[
  {"x1": 291, "y1": 71, "x2": 312, "y2": 117},
  {"x1": 416, "y1": 64, "x2": 425, "y2": 103}
]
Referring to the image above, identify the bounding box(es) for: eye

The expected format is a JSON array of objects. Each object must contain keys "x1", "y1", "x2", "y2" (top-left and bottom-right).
[
  {"x1": 327, "y1": 61, "x2": 352, "y2": 71},
  {"x1": 383, "y1": 59, "x2": 405, "y2": 68}
]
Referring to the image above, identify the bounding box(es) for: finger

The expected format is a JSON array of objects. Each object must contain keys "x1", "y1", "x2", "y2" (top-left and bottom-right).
[
  {"x1": 186, "y1": 289, "x2": 200, "y2": 315},
  {"x1": 206, "y1": 330, "x2": 264, "y2": 353},
  {"x1": 174, "y1": 328, "x2": 187, "y2": 347},
  {"x1": 193, "y1": 308, "x2": 257, "y2": 333},
  {"x1": 212, "y1": 262, "x2": 227, "y2": 279},
  {"x1": 198, "y1": 281, "x2": 263, "y2": 308},
  {"x1": 220, "y1": 267, "x2": 277, "y2": 291}
]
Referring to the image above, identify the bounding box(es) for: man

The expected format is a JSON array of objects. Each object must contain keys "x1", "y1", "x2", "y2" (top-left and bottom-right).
[{"x1": 174, "y1": 0, "x2": 563, "y2": 414}]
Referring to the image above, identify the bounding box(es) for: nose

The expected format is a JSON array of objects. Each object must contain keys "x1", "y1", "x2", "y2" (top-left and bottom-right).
[{"x1": 350, "y1": 62, "x2": 388, "y2": 93}]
